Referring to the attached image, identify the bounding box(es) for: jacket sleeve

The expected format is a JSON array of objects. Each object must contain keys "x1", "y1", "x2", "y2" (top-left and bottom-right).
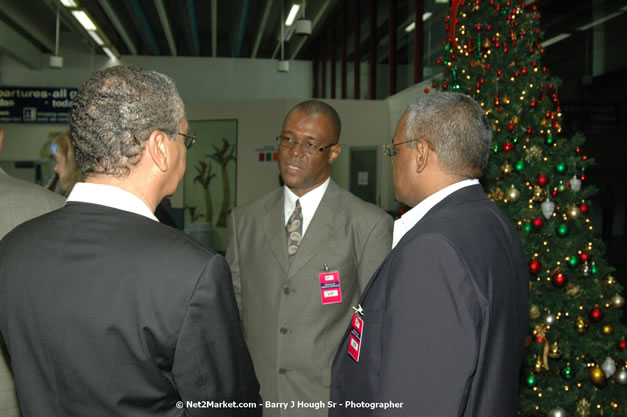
[
  {"x1": 224, "y1": 210, "x2": 242, "y2": 313},
  {"x1": 357, "y1": 213, "x2": 393, "y2": 290},
  {"x1": 171, "y1": 254, "x2": 261, "y2": 417}
]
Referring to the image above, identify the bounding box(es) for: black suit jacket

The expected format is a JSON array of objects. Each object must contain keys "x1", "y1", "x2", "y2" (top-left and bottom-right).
[
  {"x1": 0, "y1": 202, "x2": 261, "y2": 417},
  {"x1": 330, "y1": 185, "x2": 529, "y2": 417}
]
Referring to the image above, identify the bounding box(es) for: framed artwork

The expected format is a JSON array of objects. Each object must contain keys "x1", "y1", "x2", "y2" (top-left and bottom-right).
[{"x1": 183, "y1": 119, "x2": 237, "y2": 252}]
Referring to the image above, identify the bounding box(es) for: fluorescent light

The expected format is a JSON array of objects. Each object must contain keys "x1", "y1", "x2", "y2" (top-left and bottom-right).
[
  {"x1": 285, "y1": 4, "x2": 300, "y2": 26},
  {"x1": 423, "y1": 12, "x2": 433, "y2": 21},
  {"x1": 405, "y1": 22, "x2": 415, "y2": 32},
  {"x1": 103, "y1": 47, "x2": 117, "y2": 59},
  {"x1": 577, "y1": 11, "x2": 623, "y2": 31},
  {"x1": 87, "y1": 30, "x2": 104, "y2": 46},
  {"x1": 71, "y1": 10, "x2": 97, "y2": 31},
  {"x1": 435, "y1": 0, "x2": 448, "y2": 3},
  {"x1": 541, "y1": 33, "x2": 571, "y2": 48},
  {"x1": 60, "y1": 0, "x2": 78, "y2": 7}
]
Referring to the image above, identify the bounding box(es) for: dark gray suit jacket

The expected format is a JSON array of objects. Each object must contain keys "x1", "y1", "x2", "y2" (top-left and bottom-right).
[
  {"x1": 330, "y1": 185, "x2": 529, "y2": 417},
  {"x1": 0, "y1": 202, "x2": 261, "y2": 417}
]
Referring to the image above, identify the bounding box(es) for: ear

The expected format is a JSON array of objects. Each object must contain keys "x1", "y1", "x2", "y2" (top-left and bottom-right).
[
  {"x1": 414, "y1": 139, "x2": 429, "y2": 174},
  {"x1": 146, "y1": 130, "x2": 169, "y2": 172},
  {"x1": 327, "y1": 144, "x2": 342, "y2": 164}
]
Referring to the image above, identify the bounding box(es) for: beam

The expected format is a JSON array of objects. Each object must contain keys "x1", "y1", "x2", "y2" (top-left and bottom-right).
[
  {"x1": 1, "y1": 1, "x2": 55, "y2": 52},
  {"x1": 0, "y1": 20, "x2": 42, "y2": 69},
  {"x1": 252, "y1": 0, "x2": 274, "y2": 58},
  {"x1": 289, "y1": 0, "x2": 336, "y2": 60},
  {"x1": 154, "y1": 0, "x2": 177, "y2": 56},
  {"x1": 125, "y1": 0, "x2": 161, "y2": 55},
  {"x1": 211, "y1": 0, "x2": 218, "y2": 57},
  {"x1": 235, "y1": 0, "x2": 251, "y2": 57},
  {"x1": 98, "y1": 0, "x2": 138, "y2": 55}
]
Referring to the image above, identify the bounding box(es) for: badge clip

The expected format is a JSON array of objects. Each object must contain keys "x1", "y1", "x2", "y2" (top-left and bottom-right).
[{"x1": 352, "y1": 304, "x2": 365, "y2": 316}]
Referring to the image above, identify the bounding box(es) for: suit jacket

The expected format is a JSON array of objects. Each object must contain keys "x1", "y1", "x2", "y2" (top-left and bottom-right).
[
  {"x1": 226, "y1": 180, "x2": 392, "y2": 417},
  {"x1": 0, "y1": 202, "x2": 261, "y2": 417},
  {"x1": 330, "y1": 185, "x2": 529, "y2": 417},
  {"x1": 0, "y1": 167, "x2": 65, "y2": 417}
]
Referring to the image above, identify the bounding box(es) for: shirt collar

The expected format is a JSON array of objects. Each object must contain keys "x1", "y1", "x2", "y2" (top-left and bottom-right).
[
  {"x1": 392, "y1": 179, "x2": 479, "y2": 248},
  {"x1": 66, "y1": 182, "x2": 159, "y2": 222},
  {"x1": 283, "y1": 177, "x2": 330, "y2": 235}
]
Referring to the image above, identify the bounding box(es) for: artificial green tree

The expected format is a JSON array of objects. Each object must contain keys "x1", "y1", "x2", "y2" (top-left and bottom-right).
[{"x1": 429, "y1": 0, "x2": 627, "y2": 415}]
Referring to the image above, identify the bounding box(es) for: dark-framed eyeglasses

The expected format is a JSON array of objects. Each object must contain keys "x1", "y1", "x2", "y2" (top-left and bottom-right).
[
  {"x1": 276, "y1": 135, "x2": 335, "y2": 155},
  {"x1": 381, "y1": 139, "x2": 420, "y2": 157},
  {"x1": 178, "y1": 129, "x2": 197, "y2": 149}
]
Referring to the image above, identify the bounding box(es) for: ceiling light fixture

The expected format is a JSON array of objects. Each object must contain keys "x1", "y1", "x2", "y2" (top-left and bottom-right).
[
  {"x1": 87, "y1": 30, "x2": 105, "y2": 46},
  {"x1": 405, "y1": 22, "x2": 415, "y2": 32},
  {"x1": 71, "y1": 10, "x2": 97, "y2": 31},
  {"x1": 577, "y1": 11, "x2": 623, "y2": 31},
  {"x1": 285, "y1": 4, "x2": 300, "y2": 26},
  {"x1": 60, "y1": 0, "x2": 78, "y2": 7},
  {"x1": 541, "y1": 33, "x2": 571, "y2": 48},
  {"x1": 103, "y1": 47, "x2": 117, "y2": 60},
  {"x1": 423, "y1": 12, "x2": 433, "y2": 21}
]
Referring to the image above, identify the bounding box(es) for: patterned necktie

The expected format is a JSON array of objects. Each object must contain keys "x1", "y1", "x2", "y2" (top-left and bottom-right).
[{"x1": 286, "y1": 200, "x2": 303, "y2": 263}]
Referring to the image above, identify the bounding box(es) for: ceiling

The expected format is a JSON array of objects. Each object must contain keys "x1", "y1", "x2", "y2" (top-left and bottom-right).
[{"x1": 0, "y1": 0, "x2": 626, "y2": 87}]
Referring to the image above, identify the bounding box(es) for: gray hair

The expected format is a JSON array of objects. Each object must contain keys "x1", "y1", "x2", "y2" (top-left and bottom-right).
[
  {"x1": 70, "y1": 65, "x2": 184, "y2": 177},
  {"x1": 284, "y1": 100, "x2": 342, "y2": 143},
  {"x1": 404, "y1": 92, "x2": 492, "y2": 178}
]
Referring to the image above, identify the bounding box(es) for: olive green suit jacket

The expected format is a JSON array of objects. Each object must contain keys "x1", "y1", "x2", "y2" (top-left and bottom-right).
[{"x1": 226, "y1": 180, "x2": 392, "y2": 417}]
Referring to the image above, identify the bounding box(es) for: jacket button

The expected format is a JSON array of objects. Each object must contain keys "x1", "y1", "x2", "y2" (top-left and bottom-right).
[
  {"x1": 280, "y1": 327, "x2": 288, "y2": 334},
  {"x1": 283, "y1": 287, "x2": 290, "y2": 294}
]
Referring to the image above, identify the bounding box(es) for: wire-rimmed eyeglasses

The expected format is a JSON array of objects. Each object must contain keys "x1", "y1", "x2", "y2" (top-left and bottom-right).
[
  {"x1": 381, "y1": 139, "x2": 420, "y2": 157},
  {"x1": 276, "y1": 135, "x2": 335, "y2": 155},
  {"x1": 178, "y1": 129, "x2": 197, "y2": 149}
]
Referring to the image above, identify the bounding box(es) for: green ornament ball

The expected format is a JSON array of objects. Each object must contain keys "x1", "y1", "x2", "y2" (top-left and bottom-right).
[
  {"x1": 493, "y1": 144, "x2": 499, "y2": 153},
  {"x1": 523, "y1": 223, "x2": 532, "y2": 233},
  {"x1": 526, "y1": 374, "x2": 536, "y2": 387},
  {"x1": 515, "y1": 160, "x2": 525, "y2": 171},
  {"x1": 568, "y1": 256, "x2": 578, "y2": 267},
  {"x1": 546, "y1": 135, "x2": 554, "y2": 145},
  {"x1": 561, "y1": 365, "x2": 573, "y2": 380},
  {"x1": 557, "y1": 223, "x2": 569, "y2": 237},
  {"x1": 555, "y1": 162, "x2": 566, "y2": 173}
]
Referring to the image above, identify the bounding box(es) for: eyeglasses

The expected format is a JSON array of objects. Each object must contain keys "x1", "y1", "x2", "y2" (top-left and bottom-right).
[
  {"x1": 381, "y1": 139, "x2": 420, "y2": 157},
  {"x1": 178, "y1": 129, "x2": 197, "y2": 149},
  {"x1": 276, "y1": 135, "x2": 335, "y2": 155}
]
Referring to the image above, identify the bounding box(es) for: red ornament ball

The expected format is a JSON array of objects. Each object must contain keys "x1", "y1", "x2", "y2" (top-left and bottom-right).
[
  {"x1": 502, "y1": 141, "x2": 514, "y2": 152},
  {"x1": 487, "y1": 25, "x2": 492, "y2": 31},
  {"x1": 532, "y1": 217, "x2": 544, "y2": 231},
  {"x1": 537, "y1": 173, "x2": 549, "y2": 187},
  {"x1": 619, "y1": 337, "x2": 627, "y2": 351},
  {"x1": 507, "y1": 123, "x2": 515, "y2": 132},
  {"x1": 580, "y1": 202, "x2": 589, "y2": 213},
  {"x1": 551, "y1": 189, "x2": 558, "y2": 197},
  {"x1": 476, "y1": 24, "x2": 482, "y2": 31},
  {"x1": 580, "y1": 253, "x2": 589, "y2": 262},
  {"x1": 443, "y1": 82, "x2": 448, "y2": 89},
  {"x1": 529, "y1": 259, "x2": 542, "y2": 275},
  {"x1": 589, "y1": 306, "x2": 604, "y2": 322},
  {"x1": 527, "y1": 127, "x2": 533, "y2": 135},
  {"x1": 522, "y1": 66, "x2": 528, "y2": 75},
  {"x1": 551, "y1": 271, "x2": 567, "y2": 288},
  {"x1": 486, "y1": 64, "x2": 491, "y2": 70},
  {"x1": 424, "y1": 88, "x2": 430, "y2": 94},
  {"x1": 543, "y1": 66, "x2": 548, "y2": 72},
  {"x1": 497, "y1": 70, "x2": 503, "y2": 77}
]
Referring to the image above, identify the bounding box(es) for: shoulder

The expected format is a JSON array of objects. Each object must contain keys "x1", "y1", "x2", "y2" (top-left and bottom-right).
[
  {"x1": 327, "y1": 181, "x2": 391, "y2": 223},
  {"x1": 0, "y1": 173, "x2": 65, "y2": 208},
  {"x1": 231, "y1": 187, "x2": 282, "y2": 218}
]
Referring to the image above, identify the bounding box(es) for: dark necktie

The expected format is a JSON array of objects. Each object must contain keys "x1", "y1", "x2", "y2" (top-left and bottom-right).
[{"x1": 286, "y1": 200, "x2": 303, "y2": 263}]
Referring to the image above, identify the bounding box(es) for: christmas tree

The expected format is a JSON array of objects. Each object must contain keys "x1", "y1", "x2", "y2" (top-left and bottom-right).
[{"x1": 428, "y1": 0, "x2": 627, "y2": 416}]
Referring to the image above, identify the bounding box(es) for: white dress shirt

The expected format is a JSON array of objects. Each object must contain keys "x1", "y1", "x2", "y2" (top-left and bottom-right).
[
  {"x1": 67, "y1": 182, "x2": 158, "y2": 222},
  {"x1": 392, "y1": 179, "x2": 480, "y2": 248},
  {"x1": 284, "y1": 177, "x2": 330, "y2": 237}
]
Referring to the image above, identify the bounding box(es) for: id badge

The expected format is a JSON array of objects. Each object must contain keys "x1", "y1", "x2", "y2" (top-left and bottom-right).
[
  {"x1": 348, "y1": 313, "x2": 364, "y2": 362},
  {"x1": 319, "y1": 270, "x2": 342, "y2": 304}
]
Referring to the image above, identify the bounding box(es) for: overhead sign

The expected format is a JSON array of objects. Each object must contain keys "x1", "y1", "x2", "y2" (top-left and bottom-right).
[{"x1": 0, "y1": 87, "x2": 78, "y2": 124}]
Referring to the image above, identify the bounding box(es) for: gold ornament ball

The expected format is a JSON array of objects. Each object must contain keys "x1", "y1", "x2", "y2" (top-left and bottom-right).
[
  {"x1": 482, "y1": 39, "x2": 491, "y2": 49},
  {"x1": 602, "y1": 324, "x2": 614, "y2": 335},
  {"x1": 567, "y1": 205, "x2": 582, "y2": 220},
  {"x1": 605, "y1": 274, "x2": 616, "y2": 286},
  {"x1": 548, "y1": 341, "x2": 563, "y2": 359},
  {"x1": 566, "y1": 283, "x2": 582, "y2": 298},
  {"x1": 530, "y1": 304, "x2": 541, "y2": 320},
  {"x1": 513, "y1": 115, "x2": 520, "y2": 124},
  {"x1": 507, "y1": 185, "x2": 521, "y2": 202},
  {"x1": 540, "y1": 118, "x2": 548, "y2": 127},
  {"x1": 575, "y1": 316, "x2": 589, "y2": 334},
  {"x1": 611, "y1": 294, "x2": 625, "y2": 308},
  {"x1": 499, "y1": 162, "x2": 514, "y2": 176},
  {"x1": 589, "y1": 365, "x2": 605, "y2": 385},
  {"x1": 534, "y1": 356, "x2": 545, "y2": 373}
]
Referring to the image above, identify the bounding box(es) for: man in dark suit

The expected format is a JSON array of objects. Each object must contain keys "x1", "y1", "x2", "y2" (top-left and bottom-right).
[
  {"x1": 330, "y1": 92, "x2": 529, "y2": 416},
  {"x1": 0, "y1": 65, "x2": 260, "y2": 417},
  {"x1": 226, "y1": 100, "x2": 392, "y2": 416}
]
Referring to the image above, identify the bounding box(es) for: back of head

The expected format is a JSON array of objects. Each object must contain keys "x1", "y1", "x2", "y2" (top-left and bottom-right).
[
  {"x1": 404, "y1": 92, "x2": 492, "y2": 178},
  {"x1": 285, "y1": 100, "x2": 342, "y2": 143},
  {"x1": 70, "y1": 65, "x2": 184, "y2": 178}
]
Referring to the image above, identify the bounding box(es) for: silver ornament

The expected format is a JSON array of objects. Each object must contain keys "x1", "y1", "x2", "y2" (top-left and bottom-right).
[
  {"x1": 601, "y1": 357, "x2": 616, "y2": 378},
  {"x1": 548, "y1": 407, "x2": 567, "y2": 417},
  {"x1": 569, "y1": 175, "x2": 582, "y2": 192},
  {"x1": 614, "y1": 366, "x2": 627, "y2": 385},
  {"x1": 541, "y1": 198, "x2": 555, "y2": 219}
]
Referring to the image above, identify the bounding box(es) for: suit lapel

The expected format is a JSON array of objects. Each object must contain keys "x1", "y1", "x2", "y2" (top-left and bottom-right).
[
  {"x1": 262, "y1": 191, "x2": 290, "y2": 275},
  {"x1": 286, "y1": 180, "x2": 341, "y2": 280}
]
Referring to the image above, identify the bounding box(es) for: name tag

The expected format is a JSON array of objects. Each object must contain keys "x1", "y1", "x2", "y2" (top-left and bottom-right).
[
  {"x1": 319, "y1": 271, "x2": 342, "y2": 304},
  {"x1": 348, "y1": 313, "x2": 364, "y2": 362}
]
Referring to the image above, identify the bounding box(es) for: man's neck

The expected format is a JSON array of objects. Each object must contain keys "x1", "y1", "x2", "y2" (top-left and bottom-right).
[{"x1": 85, "y1": 175, "x2": 159, "y2": 213}]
